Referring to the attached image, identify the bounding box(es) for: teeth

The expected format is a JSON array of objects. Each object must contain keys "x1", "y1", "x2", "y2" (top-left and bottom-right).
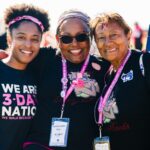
[
  {"x1": 70, "y1": 49, "x2": 81, "y2": 54},
  {"x1": 21, "y1": 50, "x2": 32, "y2": 54},
  {"x1": 107, "y1": 48, "x2": 116, "y2": 52}
]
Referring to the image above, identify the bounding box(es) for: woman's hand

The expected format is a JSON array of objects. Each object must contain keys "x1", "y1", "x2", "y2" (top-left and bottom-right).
[{"x1": 0, "y1": 50, "x2": 8, "y2": 59}]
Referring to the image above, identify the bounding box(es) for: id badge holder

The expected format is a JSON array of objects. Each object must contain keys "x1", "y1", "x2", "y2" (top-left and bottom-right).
[
  {"x1": 49, "y1": 117, "x2": 70, "y2": 147},
  {"x1": 93, "y1": 126, "x2": 111, "y2": 150},
  {"x1": 93, "y1": 136, "x2": 111, "y2": 150}
]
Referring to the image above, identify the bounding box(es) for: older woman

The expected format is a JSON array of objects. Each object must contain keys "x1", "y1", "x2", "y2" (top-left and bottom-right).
[
  {"x1": 23, "y1": 10, "x2": 109, "y2": 150},
  {"x1": 91, "y1": 12, "x2": 150, "y2": 150}
]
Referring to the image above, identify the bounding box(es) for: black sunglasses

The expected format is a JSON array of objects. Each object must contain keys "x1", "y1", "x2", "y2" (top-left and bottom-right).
[{"x1": 59, "y1": 33, "x2": 90, "y2": 44}]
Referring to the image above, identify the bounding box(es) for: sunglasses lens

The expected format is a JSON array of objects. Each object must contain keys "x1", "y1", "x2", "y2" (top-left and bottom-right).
[
  {"x1": 60, "y1": 33, "x2": 89, "y2": 44},
  {"x1": 61, "y1": 36, "x2": 72, "y2": 44},
  {"x1": 76, "y1": 33, "x2": 89, "y2": 42}
]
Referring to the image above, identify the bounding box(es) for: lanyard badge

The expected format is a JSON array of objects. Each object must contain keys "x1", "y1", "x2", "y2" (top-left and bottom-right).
[
  {"x1": 49, "y1": 117, "x2": 70, "y2": 147},
  {"x1": 93, "y1": 126, "x2": 110, "y2": 150},
  {"x1": 49, "y1": 55, "x2": 90, "y2": 147},
  {"x1": 94, "y1": 51, "x2": 131, "y2": 150},
  {"x1": 93, "y1": 136, "x2": 111, "y2": 150}
]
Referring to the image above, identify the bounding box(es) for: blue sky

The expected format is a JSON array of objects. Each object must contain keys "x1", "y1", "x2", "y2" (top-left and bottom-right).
[{"x1": 0, "y1": 0, "x2": 150, "y2": 32}]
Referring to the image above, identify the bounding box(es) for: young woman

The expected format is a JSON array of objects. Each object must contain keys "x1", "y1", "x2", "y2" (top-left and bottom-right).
[{"x1": 0, "y1": 4, "x2": 50, "y2": 150}]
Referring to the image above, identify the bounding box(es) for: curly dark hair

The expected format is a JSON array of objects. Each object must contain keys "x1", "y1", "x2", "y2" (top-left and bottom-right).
[{"x1": 4, "y1": 3, "x2": 50, "y2": 33}]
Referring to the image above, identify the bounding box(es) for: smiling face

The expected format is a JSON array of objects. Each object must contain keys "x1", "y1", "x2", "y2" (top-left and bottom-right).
[
  {"x1": 7, "y1": 21, "x2": 42, "y2": 69},
  {"x1": 95, "y1": 22, "x2": 131, "y2": 69},
  {"x1": 56, "y1": 18, "x2": 91, "y2": 64}
]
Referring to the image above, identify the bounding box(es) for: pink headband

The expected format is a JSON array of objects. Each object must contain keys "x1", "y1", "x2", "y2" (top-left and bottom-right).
[{"x1": 8, "y1": 15, "x2": 44, "y2": 32}]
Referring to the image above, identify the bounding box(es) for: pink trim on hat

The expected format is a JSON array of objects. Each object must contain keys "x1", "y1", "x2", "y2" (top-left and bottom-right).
[{"x1": 8, "y1": 15, "x2": 44, "y2": 32}]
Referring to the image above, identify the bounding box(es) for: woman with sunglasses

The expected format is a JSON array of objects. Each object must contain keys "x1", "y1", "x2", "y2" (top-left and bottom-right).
[{"x1": 23, "y1": 10, "x2": 109, "y2": 150}]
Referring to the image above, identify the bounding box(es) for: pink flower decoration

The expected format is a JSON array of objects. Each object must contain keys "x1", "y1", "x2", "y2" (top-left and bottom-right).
[{"x1": 73, "y1": 79, "x2": 85, "y2": 88}]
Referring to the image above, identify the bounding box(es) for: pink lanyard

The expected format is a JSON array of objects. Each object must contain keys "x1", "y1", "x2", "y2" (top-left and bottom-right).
[
  {"x1": 98, "y1": 50, "x2": 131, "y2": 124},
  {"x1": 60, "y1": 55, "x2": 90, "y2": 118}
]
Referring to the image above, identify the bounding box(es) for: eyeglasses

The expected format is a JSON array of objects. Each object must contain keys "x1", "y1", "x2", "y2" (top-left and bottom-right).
[{"x1": 59, "y1": 33, "x2": 90, "y2": 44}]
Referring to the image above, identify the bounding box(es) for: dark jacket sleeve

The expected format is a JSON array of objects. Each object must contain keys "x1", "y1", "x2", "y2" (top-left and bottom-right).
[{"x1": 27, "y1": 47, "x2": 56, "y2": 81}]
